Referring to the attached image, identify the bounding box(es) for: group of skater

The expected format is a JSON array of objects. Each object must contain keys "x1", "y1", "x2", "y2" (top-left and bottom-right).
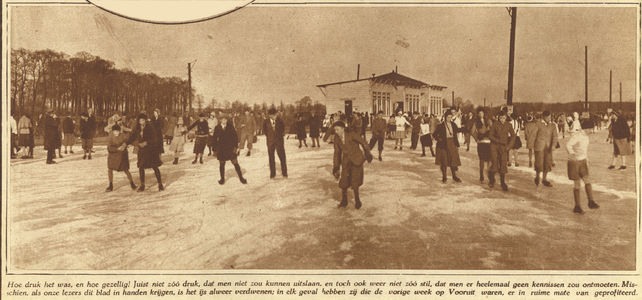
[{"x1": 10, "y1": 103, "x2": 634, "y2": 213}]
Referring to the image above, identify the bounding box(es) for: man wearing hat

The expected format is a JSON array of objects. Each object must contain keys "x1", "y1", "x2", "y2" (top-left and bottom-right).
[
  {"x1": 332, "y1": 120, "x2": 373, "y2": 209},
  {"x1": 263, "y1": 108, "x2": 288, "y2": 179},
  {"x1": 238, "y1": 110, "x2": 256, "y2": 156},
  {"x1": 43, "y1": 108, "x2": 60, "y2": 164},
  {"x1": 79, "y1": 112, "x2": 93, "y2": 160},
  {"x1": 565, "y1": 115, "x2": 599, "y2": 213},
  {"x1": 350, "y1": 109, "x2": 362, "y2": 137},
  {"x1": 608, "y1": 110, "x2": 631, "y2": 170},
  {"x1": 214, "y1": 112, "x2": 247, "y2": 184},
  {"x1": 410, "y1": 111, "x2": 422, "y2": 150},
  {"x1": 62, "y1": 113, "x2": 76, "y2": 154},
  {"x1": 533, "y1": 110, "x2": 558, "y2": 187}
]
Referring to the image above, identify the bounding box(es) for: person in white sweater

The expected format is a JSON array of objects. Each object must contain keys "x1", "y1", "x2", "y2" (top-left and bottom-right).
[{"x1": 565, "y1": 117, "x2": 599, "y2": 214}]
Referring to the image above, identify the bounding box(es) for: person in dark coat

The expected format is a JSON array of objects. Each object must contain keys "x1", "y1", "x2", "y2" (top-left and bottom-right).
[
  {"x1": 125, "y1": 113, "x2": 164, "y2": 192},
  {"x1": 105, "y1": 125, "x2": 137, "y2": 192},
  {"x1": 433, "y1": 109, "x2": 466, "y2": 183},
  {"x1": 214, "y1": 113, "x2": 247, "y2": 185},
  {"x1": 608, "y1": 110, "x2": 631, "y2": 170},
  {"x1": 186, "y1": 113, "x2": 209, "y2": 164},
  {"x1": 369, "y1": 110, "x2": 387, "y2": 161},
  {"x1": 309, "y1": 111, "x2": 321, "y2": 147},
  {"x1": 43, "y1": 108, "x2": 60, "y2": 164},
  {"x1": 263, "y1": 108, "x2": 288, "y2": 179},
  {"x1": 151, "y1": 109, "x2": 165, "y2": 158},
  {"x1": 488, "y1": 110, "x2": 516, "y2": 191},
  {"x1": 410, "y1": 111, "x2": 422, "y2": 150},
  {"x1": 332, "y1": 121, "x2": 373, "y2": 209},
  {"x1": 296, "y1": 115, "x2": 308, "y2": 148},
  {"x1": 61, "y1": 114, "x2": 76, "y2": 154},
  {"x1": 79, "y1": 109, "x2": 96, "y2": 160}
]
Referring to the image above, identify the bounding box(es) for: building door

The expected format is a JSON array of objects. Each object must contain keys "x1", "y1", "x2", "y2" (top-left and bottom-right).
[{"x1": 344, "y1": 100, "x2": 353, "y2": 123}]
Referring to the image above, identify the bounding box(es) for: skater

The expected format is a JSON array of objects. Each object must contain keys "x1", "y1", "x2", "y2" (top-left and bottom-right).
[
  {"x1": 368, "y1": 110, "x2": 387, "y2": 161},
  {"x1": 263, "y1": 108, "x2": 288, "y2": 179},
  {"x1": 410, "y1": 111, "x2": 422, "y2": 150},
  {"x1": 207, "y1": 112, "x2": 218, "y2": 156},
  {"x1": 79, "y1": 110, "x2": 96, "y2": 160},
  {"x1": 296, "y1": 114, "x2": 308, "y2": 148},
  {"x1": 419, "y1": 114, "x2": 433, "y2": 157},
  {"x1": 471, "y1": 107, "x2": 492, "y2": 182},
  {"x1": 394, "y1": 111, "x2": 411, "y2": 150},
  {"x1": 565, "y1": 117, "x2": 599, "y2": 213},
  {"x1": 151, "y1": 109, "x2": 165, "y2": 160},
  {"x1": 169, "y1": 117, "x2": 188, "y2": 164},
  {"x1": 43, "y1": 108, "x2": 61, "y2": 164},
  {"x1": 332, "y1": 121, "x2": 373, "y2": 209},
  {"x1": 488, "y1": 111, "x2": 516, "y2": 191},
  {"x1": 238, "y1": 110, "x2": 256, "y2": 156},
  {"x1": 508, "y1": 113, "x2": 522, "y2": 166},
  {"x1": 309, "y1": 111, "x2": 321, "y2": 147},
  {"x1": 608, "y1": 110, "x2": 631, "y2": 170},
  {"x1": 165, "y1": 113, "x2": 178, "y2": 145},
  {"x1": 62, "y1": 114, "x2": 75, "y2": 154},
  {"x1": 10, "y1": 113, "x2": 19, "y2": 159},
  {"x1": 18, "y1": 113, "x2": 34, "y2": 159},
  {"x1": 433, "y1": 109, "x2": 466, "y2": 183},
  {"x1": 533, "y1": 110, "x2": 558, "y2": 187},
  {"x1": 462, "y1": 111, "x2": 474, "y2": 151},
  {"x1": 215, "y1": 113, "x2": 247, "y2": 185},
  {"x1": 523, "y1": 114, "x2": 538, "y2": 168},
  {"x1": 105, "y1": 125, "x2": 137, "y2": 192},
  {"x1": 125, "y1": 113, "x2": 164, "y2": 192},
  {"x1": 186, "y1": 113, "x2": 209, "y2": 164},
  {"x1": 351, "y1": 110, "x2": 362, "y2": 139}
]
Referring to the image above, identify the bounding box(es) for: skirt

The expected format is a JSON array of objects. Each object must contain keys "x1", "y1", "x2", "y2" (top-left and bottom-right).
[
  {"x1": 614, "y1": 138, "x2": 631, "y2": 156},
  {"x1": 193, "y1": 136, "x2": 208, "y2": 154},
  {"x1": 477, "y1": 142, "x2": 491, "y2": 162},
  {"x1": 63, "y1": 133, "x2": 76, "y2": 146},
  {"x1": 435, "y1": 138, "x2": 461, "y2": 167},
  {"x1": 19, "y1": 134, "x2": 33, "y2": 148},
  {"x1": 395, "y1": 130, "x2": 406, "y2": 139},
  {"x1": 512, "y1": 136, "x2": 522, "y2": 149},
  {"x1": 420, "y1": 134, "x2": 433, "y2": 147}
]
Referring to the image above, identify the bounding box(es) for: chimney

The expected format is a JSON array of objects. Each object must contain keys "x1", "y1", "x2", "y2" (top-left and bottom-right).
[
  {"x1": 357, "y1": 64, "x2": 360, "y2": 80},
  {"x1": 372, "y1": 73, "x2": 375, "y2": 78},
  {"x1": 396, "y1": 66, "x2": 398, "y2": 73}
]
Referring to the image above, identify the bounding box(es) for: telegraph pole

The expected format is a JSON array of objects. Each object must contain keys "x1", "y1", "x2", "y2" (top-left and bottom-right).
[
  {"x1": 484, "y1": 98, "x2": 486, "y2": 107},
  {"x1": 609, "y1": 70, "x2": 612, "y2": 108},
  {"x1": 620, "y1": 82, "x2": 622, "y2": 109},
  {"x1": 452, "y1": 91, "x2": 455, "y2": 107},
  {"x1": 188, "y1": 62, "x2": 192, "y2": 115},
  {"x1": 584, "y1": 46, "x2": 588, "y2": 111},
  {"x1": 507, "y1": 7, "x2": 516, "y2": 107}
]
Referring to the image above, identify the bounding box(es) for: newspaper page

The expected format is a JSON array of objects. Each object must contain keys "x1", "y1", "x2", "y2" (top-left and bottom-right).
[{"x1": 2, "y1": 1, "x2": 640, "y2": 299}]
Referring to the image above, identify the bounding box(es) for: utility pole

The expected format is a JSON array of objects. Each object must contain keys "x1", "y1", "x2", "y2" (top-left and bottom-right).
[
  {"x1": 620, "y1": 82, "x2": 622, "y2": 109},
  {"x1": 188, "y1": 62, "x2": 192, "y2": 115},
  {"x1": 484, "y1": 98, "x2": 486, "y2": 107},
  {"x1": 507, "y1": 7, "x2": 517, "y2": 107},
  {"x1": 609, "y1": 70, "x2": 612, "y2": 108},
  {"x1": 584, "y1": 46, "x2": 588, "y2": 111},
  {"x1": 452, "y1": 91, "x2": 455, "y2": 107}
]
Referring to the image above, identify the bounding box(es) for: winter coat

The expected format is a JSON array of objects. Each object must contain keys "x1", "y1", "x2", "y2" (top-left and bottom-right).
[
  {"x1": 333, "y1": 131, "x2": 372, "y2": 168},
  {"x1": 80, "y1": 118, "x2": 95, "y2": 139},
  {"x1": 187, "y1": 119, "x2": 209, "y2": 136},
  {"x1": 471, "y1": 117, "x2": 492, "y2": 142},
  {"x1": 62, "y1": 117, "x2": 75, "y2": 134},
  {"x1": 125, "y1": 121, "x2": 162, "y2": 169},
  {"x1": 168, "y1": 125, "x2": 187, "y2": 153},
  {"x1": 107, "y1": 133, "x2": 130, "y2": 171},
  {"x1": 165, "y1": 116, "x2": 177, "y2": 137},
  {"x1": 371, "y1": 118, "x2": 388, "y2": 137},
  {"x1": 151, "y1": 116, "x2": 165, "y2": 154},
  {"x1": 239, "y1": 114, "x2": 256, "y2": 134},
  {"x1": 612, "y1": 117, "x2": 630, "y2": 140},
  {"x1": 43, "y1": 115, "x2": 61, "y2": 150},
  {"x1": 533, "y1": 120, "x2": 558, "y2": 152},
  {"x1": 488, "y1": 120, "x2": 516, "y2": 149},
  {"x1": 309, "y1": 115, "x2": 321, "y2": 138},
  {"x1": 214, "y1": 123, "x2": 239, "y2": 161},
  {"x1": 264, "y1": 117, "x2": 285, "y2": 147},
  {"x1": 433, "y1": 121, "x2": 465, "y2": 150},
  {"x1": 524, "y1": 121, "x2": 538, "y2": 149},
  {"x1": 18, "y1": 116, "x2": 32, "y2": 135},
  {"x1": 296, "y1": 119, "x2": 307, "y2": 140}
]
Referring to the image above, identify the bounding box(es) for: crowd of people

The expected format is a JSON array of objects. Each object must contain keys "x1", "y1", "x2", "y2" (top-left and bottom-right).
[{"x1": 9, "y1": 104, "x2": 636, "y2": 213}]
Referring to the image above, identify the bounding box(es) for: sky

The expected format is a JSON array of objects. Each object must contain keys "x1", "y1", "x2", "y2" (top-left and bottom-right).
[{"x1": 10, "y1": 3, "x2": 638, "y2": 108}]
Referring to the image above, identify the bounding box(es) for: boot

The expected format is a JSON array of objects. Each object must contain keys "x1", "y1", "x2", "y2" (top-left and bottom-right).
[
  {"x1": 130, "y1": 182, "x2": 137, "y2": 190},
  {"x1": 246, "y1": 150, "x2": 251, "y2": 157},
  {"x1": 105, "y1": 182, "x2": 113, "y2": 192},
  {"x1": 355, "y1": 197, "x2": 362, "y2": 209},
  {"x1": 338, "y1": 189, "x2": 348, "y2": 208},
  {"x1": 500, "y1": 174, "x2": 508, "y2": 191},
  {"x1": 158, "y1": 183, "x2": 164, "y2": 191},
  {"x1": 573, "y1": 188, "x2": 584, "y2": 214},
  {"x1": 88, "y1": 154, "x2": 91, "y2": 160},
  {"x1": 137, "y1": 185, "x2": 145, "y2": 192},
  {"x1": 234, "y1": 163, "x2": 247, "y2": 184},
  {"x1": 441, "y1": 167, "x2": 447, "y2": 183},
  {"x1": 488, "y1": 172, "x2": 495, "y2": 189},
  {"x1": 219, "y1": 164, "x2": 225, "y2": 184},
  {"x1": 586, "y1": 184, "x2": 599, "y2": 209},
  {"x1": 173, "y1": 158, "x2": 179, "y2": 165},
  {"x1": 430, "y1": 147, "x2": 435, "y2": 156},
  {"x1": 192, "y1": 156, "x2": 198, "y2": 164},
  {"x1": 199, "y1": 157, "x2": 203, "y2": 164},
  {"x1": 479, "y1": 169, "x2": 485, "y2": 182},
  {"x1": 451, "y1": 168, "x2": 461, "y2": 182}
]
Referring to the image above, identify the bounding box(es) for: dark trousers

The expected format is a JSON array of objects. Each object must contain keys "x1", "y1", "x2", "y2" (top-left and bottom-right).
[
  {"x1": 369, "y1": 134, "x2": 384, "y2": 152},
  {"x1": 268, "y1": 143, "x2": 287, "y2": 177},
  {"x1": 411, "y1": 132, "x2": 420, "y2": 149}
]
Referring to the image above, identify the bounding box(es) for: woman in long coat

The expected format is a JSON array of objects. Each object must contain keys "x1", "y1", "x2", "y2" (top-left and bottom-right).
[
  {"x1": 125, "y1": 113, "x2": 164, "y2": 192},
  {"x1": 214, "y1": 113, "x2": 247, "y2": 185},
  {"x1": 43, "y1": 109, "x2": 61, "y2": 164},
  {"x1": 309, "y1": 112, "x2": 321, "y2": 147},
  {"x1": 151, "y1": 109, "x2": 165, "y2": 157},
  {"x1": 434, "y1": 109, "x2": 466, "y2": 183},
  {"x1": 296, "y1": 115, "x2": 308, "y2": 148},
  {"x1": 106, "y1": 124, "x2": 136, "y2": 192}
]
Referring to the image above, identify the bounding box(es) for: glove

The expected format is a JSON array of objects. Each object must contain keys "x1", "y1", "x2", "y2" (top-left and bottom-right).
[
  {"x1": 139, "y1": 141, "x2": 147, "y2": 148},
  {"x1": 332, "y1": 167, "x2": 341, "y2": 179},
  {"x1": 365, "y1": 152, "x2": 373, "y2": 163}
]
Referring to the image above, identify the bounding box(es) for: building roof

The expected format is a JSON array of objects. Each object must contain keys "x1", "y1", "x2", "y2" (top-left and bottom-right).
[{"x1": 317, "y1": 71, "x2": 445, "y2": 89}]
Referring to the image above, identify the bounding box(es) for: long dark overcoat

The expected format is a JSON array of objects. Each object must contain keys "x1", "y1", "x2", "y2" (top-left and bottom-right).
[
  {"x1": 126, "y1": 122, "x2": 162, "y2": 169},
  {"x1": 43, "y1": 115, "x2": 61, "y2": 150}
]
